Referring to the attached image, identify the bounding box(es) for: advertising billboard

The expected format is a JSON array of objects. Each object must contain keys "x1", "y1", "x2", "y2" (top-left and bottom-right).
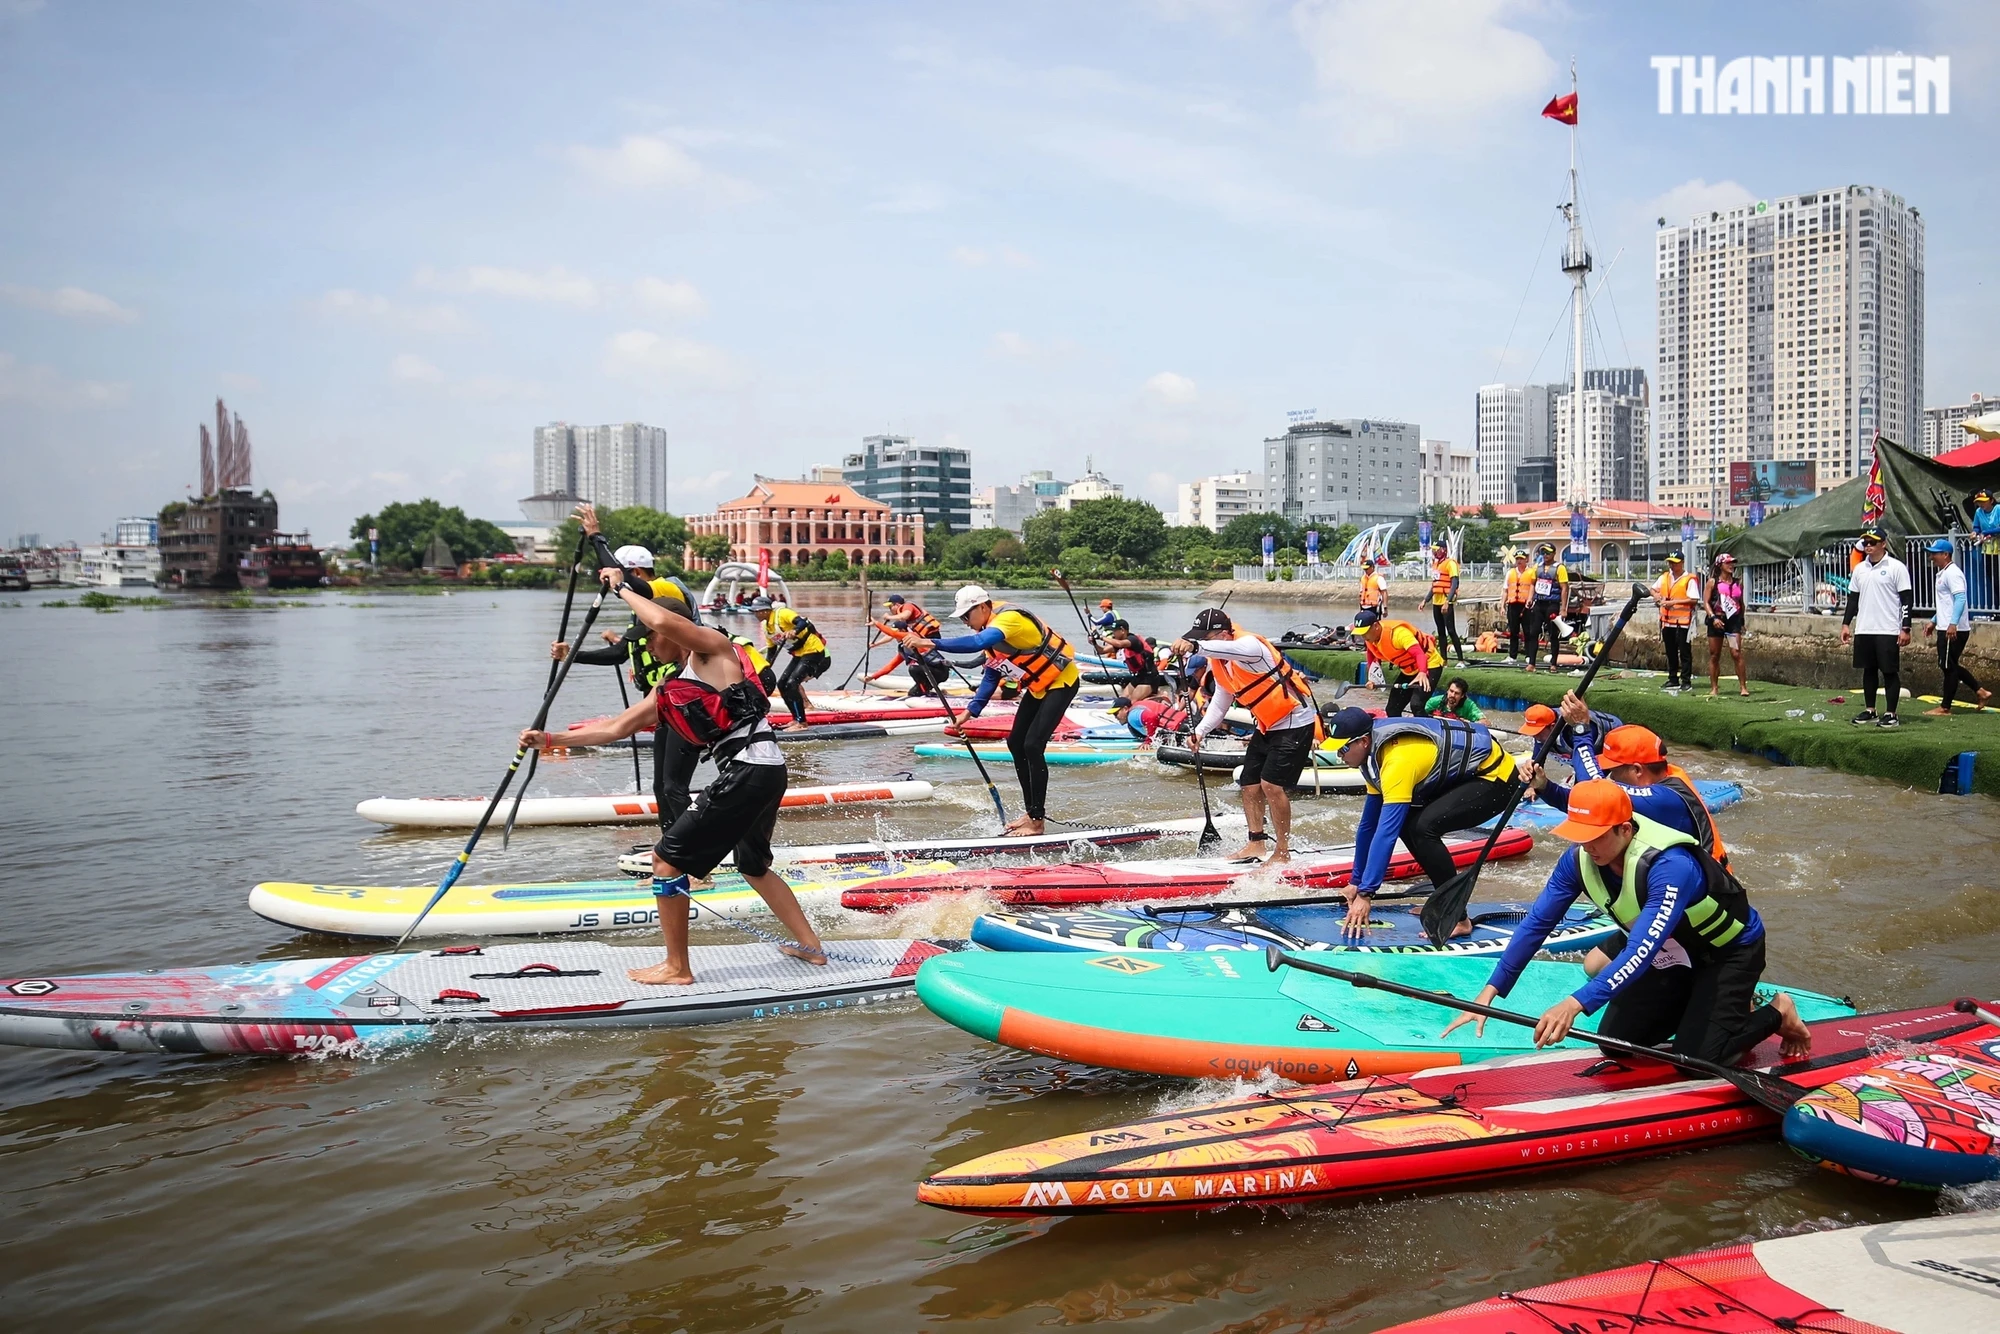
[{"x1": 1728, "y1": 460, "x2": 1816, "y2": 507}]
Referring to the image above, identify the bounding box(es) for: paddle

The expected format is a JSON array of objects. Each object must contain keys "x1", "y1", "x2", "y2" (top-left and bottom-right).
[
  {"x1": 394, "y1": 584, "x2": 612, "y2": 949},
  {"x1": 502, "y1": 531, "x2": 590, "y2": 847},
  {"x1": 1954, "y1": 998, "x2": 2000, "y2": 1027},
  {"x1": 1049, "y1": 567, "x2": 1106, "y2": 655},
  {"x1": 875, "y1": 620, "x2": 1008, "y2": 828},
  {"x1": 1172, "y1": 659, "x2": 1223, "y2": 852},
  {"x1": 612, "y1": 664, "x2": 645, "y2": 794},
  {"x1": 836, "y1": 628, "x2": 884, "y2": 690},
  {"x1": 1263, "y1": 948, "x2": 1807, "y2": 1113},
  {"x1": 1417, "y1": 582, "x2": 1647, "y2": 945}
]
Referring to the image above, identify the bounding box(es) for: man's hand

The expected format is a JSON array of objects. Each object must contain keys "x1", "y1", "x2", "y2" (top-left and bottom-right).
[
  {"x1": 1440, "y1": 985, "x2": 1499, "y2": 1039},
  {"x1": 601, "y1": 628, "x2": 621, "y2": 645},
  {"x1": 1520, "y1": 759, "x2": 1547, "y2": 792},
  {"x1": 1840, "y1": 624, "x2": 1853, "y2": 645},
  {"x1": 550, "y1": 640, "x2": 570, "y2": 661},
  {"x1": 1185, "y1": 730, "x2": 1202, "y2": 752},
  {"x1": 573, "y1": 502, "x2": 600, "y2": 537},
  {"x1": 1170, "y1": 637, "x2": 1196, "y2": 657},
  {"x1": 520, "y1": 728, "x2": 549, "y2": 749},
  {"x1": 1533, "y1": 996, "x2": 1586, "y2": 1047},
  {"x1": 1924, "y1": 621, "x2": 1936, "y2": 639},
  {"x1": 1415, "y1": 674, "x2": 1431, "y2": 694},
  {"x1": 942, "y1": 720, "x2": 963, "y2": 738},
  {"x1": 1342, "y1": 891, "x2": 1373, "y2": 937},
  {"x1": 1557, "y1": 690, "x2": 1589, "y2": 726},
  {"x1": 1898, "y1": 628, "x2": 1912, "y2": 647}
]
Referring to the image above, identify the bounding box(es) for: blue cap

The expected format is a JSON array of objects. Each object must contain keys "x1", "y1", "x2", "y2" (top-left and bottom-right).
[
  {"x1": 1927, "y1": 538, "x2": 1955, "y2": 553},
  {"x1": 1352, "y1": 608, "x2": 1382, "y2": 628},
  {"x1": 1327, "y1": 706, "x2": 1375, "y2": 740}
]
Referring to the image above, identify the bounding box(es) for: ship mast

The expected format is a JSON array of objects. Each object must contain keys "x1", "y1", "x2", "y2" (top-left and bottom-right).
[{"x1": 1559, "y1": 57, "x2": 1590, "y2": 508}]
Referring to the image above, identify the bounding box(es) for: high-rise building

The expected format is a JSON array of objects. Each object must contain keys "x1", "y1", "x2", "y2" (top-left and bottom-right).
[
  {"x1": 1655, "y1": 185, "x2": 1923, "y2": 517},
  {"x1": 527, "y1": 421, "x2": 668, "y2": 513},
  {"x1": 1263, "y1": 417, "x2": 1421, "y2": 529},
  {"x1": 1418, "y1": 440, "x2": 1477, "y2": 510},
  {"x1": 1922, "y1": 392, "x2": 2000, "y2": 457},
  {"x1": 1555, "y1": 390, "x2": 1651, "y2": 502},
  {"x1": 989, "y1": 471, "x2": 1068, "y2": 534},
  {"x1": 1475, "y1": 384, "x2": 1560, "y2": 506},
  {"x1": 1175, "y1": 471, "x2": 1264, "y2": 531},
  {"x1": 842, "y1": 435, "x2": 972, "y2": 533}
]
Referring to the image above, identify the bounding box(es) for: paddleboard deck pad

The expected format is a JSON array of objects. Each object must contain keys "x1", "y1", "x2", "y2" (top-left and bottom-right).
[
  {"x1": 1783, "y1": 1039, "x2": 2000, "y2": 1188},
  {"x1": 0, "y1": 938, "x2": 962, "y2": 1056},
  {"x1": 357, "y1": 781, "x2": 933, "y2": 828},
  {"x1": 915, "y1": 1000, "x2": 1990, "y2": 1217}
]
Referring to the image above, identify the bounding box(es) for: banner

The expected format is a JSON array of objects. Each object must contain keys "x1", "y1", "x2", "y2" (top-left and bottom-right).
[
  {"x1": 1417, "y1": 518, "x2": 1432, "y2": 550},
  {"x1": 1567, "y1": 507, "x2": 1589, "y2": 556},
  {"x1": 1747, "y1": 499, "x2": 1766, "y2": 527},
  {"x1": 1728, "y1": 460, "x2": 1817, "y2": 507},
  {"x1": 1304, "y1": 529, "x2": 1319, "y2": 565},
  {"x1": 756, "y1": 547, "x2": 771, "y2": 589},
  {"x1": 1261, "y1": 532, "x2": 1275, "y2": 568}
]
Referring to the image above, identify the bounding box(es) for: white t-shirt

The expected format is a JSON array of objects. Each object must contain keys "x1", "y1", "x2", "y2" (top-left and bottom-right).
[
  {"x1": 1849, "y1": 553, "x2": 1912, "y2": 636},
  {"x1": 1935, "y1": 562, "x2": 1972, "y2": 633}
]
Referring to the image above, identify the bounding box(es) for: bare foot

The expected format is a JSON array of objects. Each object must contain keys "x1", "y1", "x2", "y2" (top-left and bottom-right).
[
  {"x1": 628, "y1": 962, "x2": 696, "y2": 986},
  {"x1": 781, "y1": 942, "x2": 828, "y2": 966},
  {"x1": 1978, "y1": 689, "x2": 1992, "y2": 712},
  {"x1": 1739, "y1": 690, "x2": 1751, "y2": 698},
  {"x1": 1924, "y1": 707, "x2": 1953, "y2": 717},
  {"x1": 1264, "y1": 849, "x2": 1292, "y2": 866},
  {"x1": 1223, "y1": 841, "x2": 1268, "y2": 862},
  {"x1": 779, "y1": 721, "x2": 812, "y2": 733},
  {"x1": 1772, "y1": 992, "x2": 1812, "y2": 1059},
  {"x1": 1449, "y1": 917, "x2": 1474, "y2": 939}
]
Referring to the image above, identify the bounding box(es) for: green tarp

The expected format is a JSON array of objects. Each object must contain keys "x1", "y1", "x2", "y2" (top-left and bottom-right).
[{"x1": 1717, "y1": 437, "x2": 2000, "y2": 564}]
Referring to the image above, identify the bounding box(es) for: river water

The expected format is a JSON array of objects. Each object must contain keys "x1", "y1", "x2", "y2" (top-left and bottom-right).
[{"x1": 1, "y1": 585, "x2": 1994, "y2": 1332}]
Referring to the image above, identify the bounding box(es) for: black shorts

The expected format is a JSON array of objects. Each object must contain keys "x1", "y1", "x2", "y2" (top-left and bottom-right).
[
  {"x1": 1706, "y1": 612, "x2": 1745, "y2": 638},
  {"x1": 1237, "y1": 722, "x2": 1317, "y2": 789},
  {"x1": 1852, "y1": 632, "x2": 1901, "y2": 674},
  {"x1": 1126, "y1": 670, "x2": 1167, "y2": 689},
  {"x1": 654, "y1": 756, "x2": 787, "y2": 878}
]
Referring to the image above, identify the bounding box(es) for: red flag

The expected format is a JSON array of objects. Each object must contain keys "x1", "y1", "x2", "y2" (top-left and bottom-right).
[
  {"x1": 756, "y1": 546, "x2": 771, "y2": 589},
  {"x1": 1541, "y1": 92, "x2": 1578, "y2": 125}
]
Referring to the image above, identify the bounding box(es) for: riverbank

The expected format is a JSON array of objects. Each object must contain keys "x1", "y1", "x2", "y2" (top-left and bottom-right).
[{"x1": 1287, "y1": 647, "x2": 1999, "y2": 797}]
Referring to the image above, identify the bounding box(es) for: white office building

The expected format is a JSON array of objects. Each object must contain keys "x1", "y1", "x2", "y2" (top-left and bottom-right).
[
  {"x1": 1922, "y1": 392, "x2": 2000, "y2": 457},
  {"x1": 1554, "y1": 391, "x2": 1651, "y2": 502},
  {"x1": 1263, "y1": 417, "x2": 1421, "y2": 529},
  {"x1": 988, "y1": 471, "x2": 1069, "y2": 533},
  {"x1": 1175, "y1": 471, "x2": 1265, "y2": 531},
  {"x1": 1475, "y1": 384, "x2": 1561, "y2": 506},
  {"x1": 529, "y1": 421, "x2": 669, "y2": 512},
  {"x1": 1418, "y1": 441, "x2": 1477, "y2": 510},
  {"x1": 1655, "y1": 185, "x2": 1923, "y2": 516}
]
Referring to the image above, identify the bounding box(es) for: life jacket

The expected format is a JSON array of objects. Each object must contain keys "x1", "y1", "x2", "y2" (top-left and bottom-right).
[
  {"x1": 1117, "y1": 632, "x2": 1156, "y2": 677},
  {"x1": 1574, "y1": 816, "x2": 1755, "y2": 960},
  {"x1": 898, "y1": 604, "x2": 942, "y2": 638},
  {"x1": 1654, "y1": 572, "x2": 1699, "y2": 628},
  {"x1": 627, "y1": 629, "x2": 681, "y2": 692},
  {"x1": 989, "y1": 604, "x2": 1074, "y2": 695},
  {"x1": 1531, "y1": 562, "x2": 1566, "y2": 604},
  {"x1": 1126, "y1": 696, "x2": 1173, "y2": 741},
  {"x1": 1208, "y1": 632, "x2": 1319, "y2": 734},
  {"x1": 1359, "y1": 717, "x2": 1509, "y2": 803},
  {"x1": 652, "y1": 643, "x2": 772, "y2": 758},
  {"x1": 1367, "y1": 619, "x2": 1443, "y2": 679},
  {"x1": 1657, "y1": 764, "x2": 1729, "y2": 867},
  {"x1": 1504, "y1": 564, "x2": 1535, "y2": 604},
  {"x1": 1475, "y1": 630, "x2": 1499, "y2": 653},
  {"x1": 1430, "y1": 557, "x2": 1457, "y2": 605},
  {"x1": 1359, "y1": 571, "x2": 1386, "y2": 610}
]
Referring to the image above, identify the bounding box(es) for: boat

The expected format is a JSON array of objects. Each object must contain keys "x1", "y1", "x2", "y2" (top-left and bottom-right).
[
  {"x1": 699, "y1": 561, "x2": 789, "y2": 612},
  {"x1": 913, "y1": 998, "x2": 1992, "y2": 1217},
  {"x1": 840, "y1": 827, "x2": 1535, "y2": 911},
  {"x1": 355, "y1": 780, "x2": 934, "y2": 828},
  {"x1": 236, "y1": 535, "x2": 326, "y2": 590},
  {"x1": 1379, "y1": 1211, "x2": 2000, "y2": 1333},
  {"x1": 0, "y1": 938, "x2": 960, "y2": 1055}
]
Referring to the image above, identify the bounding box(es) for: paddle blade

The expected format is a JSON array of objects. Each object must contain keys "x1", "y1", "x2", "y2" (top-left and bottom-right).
[{"x1": 1418, "y1": 865, "x2": 1478, "y2": 947}]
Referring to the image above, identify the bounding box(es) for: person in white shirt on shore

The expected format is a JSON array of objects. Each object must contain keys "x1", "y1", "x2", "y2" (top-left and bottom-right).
[
  {"x1": 1839, "y1": 527, "x2": 1913, "y2": 728},
  {"x1": 1923, "y1": 538, "x2": 1990, "y2": 715}
]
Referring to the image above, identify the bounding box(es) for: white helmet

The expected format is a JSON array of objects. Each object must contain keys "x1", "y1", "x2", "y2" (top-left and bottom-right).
[
  {"x1": 612, "y1": 544, "x2": 655, "y2": 569},
  {"x1": 951, "y1": 583, "x2": 992, "y2": 619}
]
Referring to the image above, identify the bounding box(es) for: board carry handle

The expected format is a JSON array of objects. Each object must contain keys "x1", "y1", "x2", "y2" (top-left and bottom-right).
[
  {"x1": 435, "y1": 989, "x2": 489, "y2": 1004},
  {"x1": 469, "y1": 964, "x2": 604, "y2": 980}
]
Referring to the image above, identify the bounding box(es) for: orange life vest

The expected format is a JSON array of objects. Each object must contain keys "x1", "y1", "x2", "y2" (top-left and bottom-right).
[
  {"x1": 1654, "y1": 572, "x2": 1699, "y2": 628},
  {"x1": 1660, "y1": 762, "x2": 1729, "y2": 866},
  {"x1": 1367, "y1": 619, "x2": 1444, "y2": 678},
  {"x1": 989, "y1": 603, "x2": 1074, "y2": 696},
  {"x1": 1359, "y1": 570, "x2": 1386, "y2": 610},
  {"x1": 1430, "y1": 557, "x2": 1458, "y2": 606},
  {"x1": 1504, "y1": 564, "x2": 1535, "y2": 604},
  {"x1": 898, "y1": 604, "x2": 941, "y2": 638},
  {"x1": 1207, "y1": 632, "x2": 1319, "y2": 734}
]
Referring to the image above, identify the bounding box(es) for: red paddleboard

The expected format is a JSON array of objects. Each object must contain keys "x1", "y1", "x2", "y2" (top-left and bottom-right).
[{"x1": 840, "y1": 828, "x2": 1534, "y2": 910}]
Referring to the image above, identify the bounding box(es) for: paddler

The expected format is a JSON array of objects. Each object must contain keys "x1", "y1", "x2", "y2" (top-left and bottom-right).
[
  {"x1": 1523, "y1": 544, "x2": 1569, "y2": 673},
  {"x1": 910, "y1": 584, "x2": 1081, "y2": 836},
  {"x1": 1324, "y1": 705, "x2": 1518, "y2": 938},
  {"x1": 1522, "y1": 698, "x2": 1727, "y2": 865},
  {"x1": 755, "y1": 597, "x2": 833, "y2": 732},
  {"x1": 1106, "y1": 619, "x2": 1166, "y2": 723},
  {"x1": 524, "y1": 569, "x2": 827, "y2": 984},
  {"x1": 1094, "y1": 597, "x2": 1119, "y2": 634},
  {"x1": 1353, "y1": 607, "x2": 1443, "y2": 717},
  {"x1": 1170, "y1": 608, "x2": 1322, "y2": 864},
  {"x1": 863, "y1": 593, "x2": 948, "y2": 695},
  {"x1": 1515, "y1": 700, "x2": 1621, "y2": 762},
  {"x1": 1442, "y1": 779, "x2": 1812, "y2": 1062}
]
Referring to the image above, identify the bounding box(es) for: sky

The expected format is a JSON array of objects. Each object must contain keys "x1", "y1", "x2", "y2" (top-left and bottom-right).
[{"x1": 2, "y1": 0, "x2": 1994, "y2": 545}]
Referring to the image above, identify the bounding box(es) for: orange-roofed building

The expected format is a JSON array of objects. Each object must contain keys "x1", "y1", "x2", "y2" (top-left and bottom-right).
[
  {"x1": 685, "y1": 477, "x2": 926, "y2": 569},
  {"x1": 1451, "y1": 499, "x2": 1712, "y2": 574}
]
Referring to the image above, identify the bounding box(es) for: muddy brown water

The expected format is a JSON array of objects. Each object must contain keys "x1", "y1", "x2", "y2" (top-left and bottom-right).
[{"x1": 2, "y1": 587, "x2": 1994, "y2": 1331}]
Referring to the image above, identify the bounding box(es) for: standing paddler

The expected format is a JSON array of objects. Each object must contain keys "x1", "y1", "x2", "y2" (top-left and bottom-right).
[
  {"x1": 755, "y1": 598, "x2": 833, "y2": 732},
  {"x1": 863, "y1": 594, "x2": 949, "y2": 695},
  {"x1": 1353, "y1": 607, "x2": 1443, "y2": 717},
  {"x1": 904, "y1": 584, "x2": 1081, "y2": 836},
  {"x1": 524, "y1": 570, "x2": 827, "y2": 983}
]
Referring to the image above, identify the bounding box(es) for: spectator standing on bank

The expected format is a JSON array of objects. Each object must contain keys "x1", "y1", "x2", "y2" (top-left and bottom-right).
[
  {"x1": 1923, "y1": 537, "x2": 1990, "y2": 715},
  {"x1": 1967, "y1": 490, "x2": 2000, "y2": 619},
  {"x1": 1704, "y1": 552, "x2": 1750, "y2": 698},
  {"x1": 1839, "y1": 527, "x2": 1913, "y2": 728},
  {"x1": 1502, "y1": 550, "x2": 1535, "y2": 662},
  {"x1": 1522, "y1": 545, "x2": 1569, "y2": 673},
  {"x1": 1650, "y1": 552, "x2": 1701, "y2": 693}
]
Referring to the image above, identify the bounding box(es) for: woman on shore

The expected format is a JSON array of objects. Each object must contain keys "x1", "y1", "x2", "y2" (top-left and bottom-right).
[{"x1": 1705, "y1": 552, "x2": 1750, "y2": 697}]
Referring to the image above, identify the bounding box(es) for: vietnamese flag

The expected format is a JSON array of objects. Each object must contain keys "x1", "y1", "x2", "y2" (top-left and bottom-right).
[{"x1": 1542, "y1": 92, "x2": 1578, "y2": 125}]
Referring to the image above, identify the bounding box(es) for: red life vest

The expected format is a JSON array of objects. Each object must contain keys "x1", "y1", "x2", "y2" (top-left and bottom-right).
[{"x1": 653, "y1": 644, "x2": 772, "y2": 755}]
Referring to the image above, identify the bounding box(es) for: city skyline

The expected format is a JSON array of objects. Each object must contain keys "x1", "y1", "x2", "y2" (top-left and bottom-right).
[{"x1": 2, "y1": 3, "x2": 1994, "y2": 543}]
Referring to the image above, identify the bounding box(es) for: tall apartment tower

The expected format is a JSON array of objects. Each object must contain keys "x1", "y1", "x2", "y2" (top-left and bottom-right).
[
  {"x1": 1475, "y1": 384, "x2": 1559, "y2": 505},
  {"x1": 1655, "y1": 185, "x2": 1923, "y2": 517},
  {"x1": 1262, "y1": 417, "x2": 1420, "y2": 529},
  {"x1": 530, "y1": 422, "x2": 668, "y2": 511}
]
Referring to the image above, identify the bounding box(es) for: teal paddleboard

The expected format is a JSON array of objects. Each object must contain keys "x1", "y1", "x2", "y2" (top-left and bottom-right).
[{"x1": 912, "y1": 741, "x2": 1139, "y2": 766}]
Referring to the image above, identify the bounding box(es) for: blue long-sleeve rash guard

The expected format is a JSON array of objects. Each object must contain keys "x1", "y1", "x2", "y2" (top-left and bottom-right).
[
  {"x1": 1348, "y1": 793, "x2": 1408, "y2": 895},
  {"x1": 931, "y1": 626, "x2": 1010, "y2": 715},
  {"x1": 1536, "y1": 735, "x2": 1705, "y2": 840}
]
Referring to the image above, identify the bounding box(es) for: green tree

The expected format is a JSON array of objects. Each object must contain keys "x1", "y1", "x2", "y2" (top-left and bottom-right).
[
  {"x1": 1020, "y1": 509, "x2": 1067, "y2": 563},
  {"x1": 943, "y1": 527, "x2": 1014, "y2": 569},
  {"x1": 1056, "y1": 545, "x2": 1101, "y2": 576},
  {"x1": 688, "y1": 532, "x2": 733, "y2": 565},
  {"x1": 1060, "y1": 496, "x2": 1169, "y2": 564},
  {"x1": 351, "y1": 499, "x2": 514, "y2": 569},
  {"x1": 822, "y1": 548, "x2": 850, "y2": 573},
  {"x1": 553, "y1": 506, "x2": 691, "y2": 570},
  {"x1": 1215, "y1": 512, "x2": 1302, "y2": 558},
  {"x1": 991, "y1": 535, "x2": 1024, "y2": 563}
]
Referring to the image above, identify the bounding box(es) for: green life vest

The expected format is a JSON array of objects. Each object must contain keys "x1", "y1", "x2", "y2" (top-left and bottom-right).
[
  {"x1": 1574, "y1": 815, "x2": 1753, "y2": 955},
  {"x1": 626, "y1": 622, "x2": 680, "y2": 692}
]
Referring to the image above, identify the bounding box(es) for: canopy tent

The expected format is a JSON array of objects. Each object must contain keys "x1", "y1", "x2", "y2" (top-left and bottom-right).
[{"x1": 1716, "y1": 437, "x2": 2000, "y2": 563}]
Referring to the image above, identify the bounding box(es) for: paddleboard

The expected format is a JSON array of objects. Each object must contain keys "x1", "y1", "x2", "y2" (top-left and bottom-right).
[
  {"x1": 911, "y1": 741, "x2": 1141, "y2": 766},
  {"x1": 774, "y1": 718, "x2": 948, "y2": 741},
  {"x1": 356, "y1": 780, "x2": 934, "y2": 828},
  {"x1": 1783, "y1": 1038, "x2": 2000, "y2": 1188},
  {"x1": 915, "y1": 999, "x2": 1990, "y2": 1218},
  {"x1": 1380, "y1": 1211, "x2": 2000, "y2": 1333},
  {"x1": 1499, "y1": 779, "x2": 1743, "y2": 832},
  {"x1": 1155, "y1": 741, "x2": 1345, "y2": 772},
  {"x1": 840, "y1": 828, "x2": 1535, "y2": 911},
  {"x1": 0, "y1": 938, "x2": 961, "y2": 1056},
  {"x1": 968, "y1": 898, "x2": 1620, "y2": 958},
  {"x1": 251, "y1": 860, "x2": 959, "y2": 938}
]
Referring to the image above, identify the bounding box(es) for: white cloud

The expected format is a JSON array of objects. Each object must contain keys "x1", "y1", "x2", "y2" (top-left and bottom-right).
[
  {"x1": 390, "y1": 353, "x2": 445, "y2": 384},
  {"x1": 952, "y1": 245, "x2": 1035, "y2": 269},
  {"x1": 633, "y1": 276, "x2": 708, "y2": 317},
  {"x1": 1647, "y1": 178, "x2": 1759, "y2": 227},
  {"x1": 1145, "y1": 371, "x2": 1199, "y2": 405},
  {"x1": 870, "y1": 183, "x2": 949, "y2": 214},
  {"x1": 1037, "y1": 123, "x2": 1352, "y2": 230},
  {"x1": 417, "y1": 265, "x2": 600, "y2": 306},
  {"x1": 1291, "y1": 0, "x2": 1557, "y2": 152},
  {"x1": 566, "y1": 134, "x2": 757, "y2": 202},
  {"x1": 313, "y1": 289, "x2": 472, "y2": 335},
  {"x1": 0, "y1": 351, "x2": 128, "y2": 408},
  {"x1": 603, "y1": 329, "x2": 744, "y2": 389},
  {"x1": 0, "y1": 284, "x2": 139, "y2": 323}
]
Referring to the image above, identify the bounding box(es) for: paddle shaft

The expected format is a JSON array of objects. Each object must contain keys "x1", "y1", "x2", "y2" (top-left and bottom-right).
[
  {"x1": 1419, "y1": 583, "x2": 1647, "y2": 944},
  {"x1": 1264, "y1": 948, "x2": 1804, "y2": 1113},
  {"x1": 1049, "y1": 568, "x2": 1106, "y2": 655},
  {"x1": 1177, "y1": 662, "x2": 1222, "y2": 849},
  {"x1": 875, "y1": 620, "x2": 1008, "y2": 825},
  {"x1": 394, "y1": 586, "x2": 612, "y2": 949},
  {"x1": 509, "y1": 532, "x2": 593, "y2": 834},
  {"x1": 613, "y1": 664, "x2": 644, "y2": 793}
]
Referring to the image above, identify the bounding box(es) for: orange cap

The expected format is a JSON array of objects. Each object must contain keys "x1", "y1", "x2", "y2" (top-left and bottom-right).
[
  {"x1": 1519, "y1": 704, "x2": 1558, "y2": 736},
  {"x1": 1550, "y1": 779, "x2": 1635, "y2": 842},
  {"x1": 1598, "y1": 725, "x2": 1667, "y2": 768}
]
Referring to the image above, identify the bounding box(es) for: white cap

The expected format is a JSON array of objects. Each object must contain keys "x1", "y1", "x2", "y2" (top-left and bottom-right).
[
  {"x1": 612, "y1": 544, "x2": 654, "y2": 569},
  {"x1": 951, "y1": 584, "x2": 992, "y2": 619}
]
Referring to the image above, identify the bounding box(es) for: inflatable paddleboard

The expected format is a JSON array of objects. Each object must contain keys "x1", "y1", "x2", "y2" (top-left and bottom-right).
[
  {"x1": 356, "y1": 780, "x2": 934, "y2": 828},
  {"x1": 914, "y1": 999, "x2": 1989, "y2": 1218},
  {"x1": 774, "y1": 718, "x2": 948, "y2": 741},
  {"x1": 1783, "y1": 1038, "x2": 2000, "y2": 1188},
  {"x1": 840, "y1": 827, "x2": 1535, "y2": 911},
  {"x1": 0, "y1": 938, "x2": 961, "y2": 1056},
  {"x1": 968, "y1": 898, "x2": 1620, "y2": 958},
  {"x1": 1381, "y1": 1211, "x2": 2000, "y2": 1333},
  {"x1": 910, "y1": 741, "x2": 1140, "y2": 766}
]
